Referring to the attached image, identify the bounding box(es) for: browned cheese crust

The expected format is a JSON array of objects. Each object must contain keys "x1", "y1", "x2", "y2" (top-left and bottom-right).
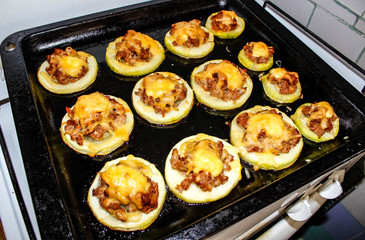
[
  {"x1": 115, "y1": 30, "x2": 154, "y2": 66},
  {"x1": 64, "y1": 93, "x2": 127, "y2": 146},
  {"x1": 236, "y1": 109, "x2": 302, "y2": 155},
  {"x1": 193, "y1": 60, "x2": 248, "y2": 101},
  {"x1": 210, "y1": 10, "x2": 239, "y2": 32},
  {"x1": 46, "y1": 46, "x2": 88, "y2": 84},
  {"x1": 266, "y1": 68, "x2": 299, "y2": 94},
  {"x1": 170, "y1": 19, "x2": 210, "y2": 48},
  {"x1": 134, "y1": 73, "x2": 187, "y2": 117},
  {"x1": 302, "y1": 102, "x2": 338, "y2": 138},
  {"x1": 244, "y1": 41, "x2": 274, "y2": 64},
  {"x1": 170, "y1": 139, "x2": 234, "y2": 193}
]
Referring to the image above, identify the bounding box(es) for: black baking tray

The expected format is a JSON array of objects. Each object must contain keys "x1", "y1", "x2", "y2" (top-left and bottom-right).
[{"x1": 1, "y1": 0, "x2": 365, "y2": 239}]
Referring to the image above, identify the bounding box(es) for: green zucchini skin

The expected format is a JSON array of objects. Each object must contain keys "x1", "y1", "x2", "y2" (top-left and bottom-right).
[
  {"x1": 205, "y1": 11, "x2": 245, "y2": 39},
  {"x1": 291, "y1": 102, "x2": 340, "y2": 142},
  {"x1": 260, "y1": 70, "x2": 302, "y2": 104}
]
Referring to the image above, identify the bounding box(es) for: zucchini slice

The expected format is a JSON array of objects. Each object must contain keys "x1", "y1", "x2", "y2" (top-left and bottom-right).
[
  {"x1": 238, "y1": 42, "x2": 274, "y2": 71},
  {"x1": 230, "y1": 105, "x2": 303, "y2": 170},
  {"x1": 291, "y1": 102, "x2": 340, "y2": 142},
  {"x1": 164, "y1": 20, "x2": 214, "y2": 59},
  {"x1": 165, "y1": 133, "x2": 242, "y2": 203},
  {"x1": 60, "y1": 92, "x2": 134, "y2": 157},
  {"x1": 191, "y1": 59, "x2": 253, "y2": 110},
  {"x1": 205, "y1": 10, "x2": 245, "y2": 39},
  {"x1": 260, "y1": 68, "x2": 302, "y2": 104},
  {"x1": 132, "y1": 72, "x2": 194, "y2": 125},
  {"x1": 105, "y1": 32, "x2": 165, "y2": 76},
  {"x1": 88, "y1": 155, "x2": 166, "y2": 231},
  {"x1": 37, "y1": 51, "x2": 98, "y2": 94}
]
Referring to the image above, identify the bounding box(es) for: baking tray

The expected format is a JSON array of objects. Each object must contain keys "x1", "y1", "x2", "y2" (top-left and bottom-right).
[{"x1": 1, "y1": 0, "x2": 365, "y2": 239}]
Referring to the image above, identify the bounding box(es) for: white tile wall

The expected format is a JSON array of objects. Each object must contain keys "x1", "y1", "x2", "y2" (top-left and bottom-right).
[
  {"x1": 265, "y1": 0, "x2": 315, "y2": 26},
  {"x1": 355, "y1": 18, "x2": 365, "y2": 35},
  {"x1": 311, "y1": 0, "x2": 357, "y2": 25},
  {"x1": 310, "y1": 6, "x2": 365, "y2": 61},
  {"x1": 337, "y1": 0, "x2": 365, "y2": 16},
  {"x1": 269, "y1": 0, "x2": 365, "y2": 72}
]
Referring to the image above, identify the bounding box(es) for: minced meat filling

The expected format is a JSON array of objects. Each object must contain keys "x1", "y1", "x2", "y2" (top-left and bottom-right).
[
  {"x1": 194, "y1": 61, "x2": 248, "y2": 101},
  {"x1": 170, "y1": 140, "x2": 234, "y2": 193},
  {"x1": 92, "y1": 176, "x2": 159, "y2": 222},
  {"x1": 134, "y1": 73, "x2": 187, "y2": 117},
  {"x1": 46, "y1": 47, "x2": 88, "y2": 85},
  {"x1": 267, "y1": 69, "x2": 299, "y2": 94},
  {"x1": 64, "y1": 96, "x2": 127, "y2": 146},
  {"x1": 170, "y1": 19, "x2": 209, "y2": 48},
  {"x1": 243, "y1": 42, "x2": 274, "y2": 64},
  {"x1": 236, "y1": 110, "x2": 301, "y2": 155},
  {"x1": 115, "y1": 30, "x2": 153, "y2": 66},
  {"x1": 210, "y1": 10, "x2": 238, "y2": 32},
  {"x1": 302, "y1": 103, "x2": 338, "y2": 138}
]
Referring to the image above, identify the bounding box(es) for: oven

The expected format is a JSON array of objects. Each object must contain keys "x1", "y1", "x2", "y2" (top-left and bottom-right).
[{"x1": 0, "y1": 0, "x2": 364, "y2": 239}]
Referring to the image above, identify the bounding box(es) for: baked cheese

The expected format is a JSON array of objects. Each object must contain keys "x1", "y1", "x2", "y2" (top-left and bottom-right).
[
  {"x1": 251, "y1": 41, "x2": 270, "y2": 58},
  {"x1": 180, "y1": 139, "x2": 223, "y2": 178},
  {"x1": 59, "y1": 56, "x2": 88, "y2": 77},
  {"x1": 101, "y1": 159, "x2": 151, "y2": 209}
]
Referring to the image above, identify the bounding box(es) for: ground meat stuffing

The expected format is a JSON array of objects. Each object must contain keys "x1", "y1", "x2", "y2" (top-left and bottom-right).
[
  {"x1": 210, "y1": 10, "x2": 238, "y2": 32},
  {"x1": 302, "y1": 103, "x2": 338, "y2": 138},
  {"x1": 92, "y1": 176, "x2": 159, "y2": 222},
  {"x1": 170, "y1": 140, "x2": 234, "y2": 193},
  {"x1": 236, "y1": 110, "x2": 302, "y2": 155},
  {"x1": 115, "y1": 30, "x2": 153, "y2": 66},
  {"x1": 243, "y1": 42, "x2": 274, "y2": 64},
  {"x1": 267, "y1": 69, "x2": 299, "y2": 94},
  {"x1": 170, "y1": 19, "x2": 209, "y2": 48},
  {"x1": 194, "y1": 61, "x2": 247, "y2": 101},
  {"x1": 46, "y1": 46, "x2": 88, "y2": 85},
  {"x1": 134, "y1": 73, "x2": 187, "y2": 117},
  {"x1": 64, "y1": 96, "x2": 126, "y2": 146}
]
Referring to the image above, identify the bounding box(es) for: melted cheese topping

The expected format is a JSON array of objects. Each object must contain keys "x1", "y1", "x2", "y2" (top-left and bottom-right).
[
  {"x1": 143, "y1": 75, "x2": 176, "y2": 99},
  {"x1": 268, "y1": 68, "x2": 286, "y2": 79},
  {"x1": 251, "y1": 42, "x2": 270, "y2": 58},
  {"x1": 197, "y1": 61, "x2": 244, "y2": 89},
  {"x1": 101, "y1": 158, "x2": 151, "y2": 209},
  {"x1": 59, "y1": 56, "x2": 88, "y2": 77},
  {"x1": 246, "y1": 113, "x2": 285, "y2": 138},
  {"x1": 170, "y1": 20, "x2": 207, "y2": 47},
  {"x1": 73, "y1": 92, "x2": 113, "y2": 120},
  {"x1": 307, "y1": 101, "x2": 335, "y2": 119},
  {"x1": 244, "y1": 112, "x2": 294, "y2": 154},
  {"x1": 118, "y1": 30, "x2": 159, "y2": 55},
  {"x1": 213, "y1": 10, "x2": 237, "y2": 28},
  {"x1": 180, "y1": 139, "x2": 223, "y2": 177}
]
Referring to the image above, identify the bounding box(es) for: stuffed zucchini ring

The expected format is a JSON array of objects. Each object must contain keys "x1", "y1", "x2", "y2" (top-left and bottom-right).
[
  {"x1": 238, "y1": 41, "x2": 274, "y2": 71},
  {"x1": 230, "y1": 106, "x2": 303, "y2": 171},
  {"x1": 205, "y1": 10, "x2": 245, "y2": 39},
  {"x1": 291, "y1": 101, "x2": 339, "y2": 142},
  {"x1": 60, "y1": 92, "x2": 134, "y2": 157},
  {"x1": 106, "y1": 30, "x2": 165, "y2": 76},
  {"x1": 164, "y1": 19, "x2": 215, "y2": 59},
  {"x1": 132, "y1": 72, "x2": 194, "y2": 125},
  {"x1": 191, "y1": 59, "x2": 253, "y2": 110},
  {"x1": 260, "y1": 67, "x2": 302, "y2": 103},
  {"x1": 165, "y1": 133, "x2": 242, "y2": 203},
  {"x1": 88, "y1": 155, "x2": 166, "y2": 231},
  {"x1": 37, "y1": 46, "x2": 98, "y2": 94}
]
